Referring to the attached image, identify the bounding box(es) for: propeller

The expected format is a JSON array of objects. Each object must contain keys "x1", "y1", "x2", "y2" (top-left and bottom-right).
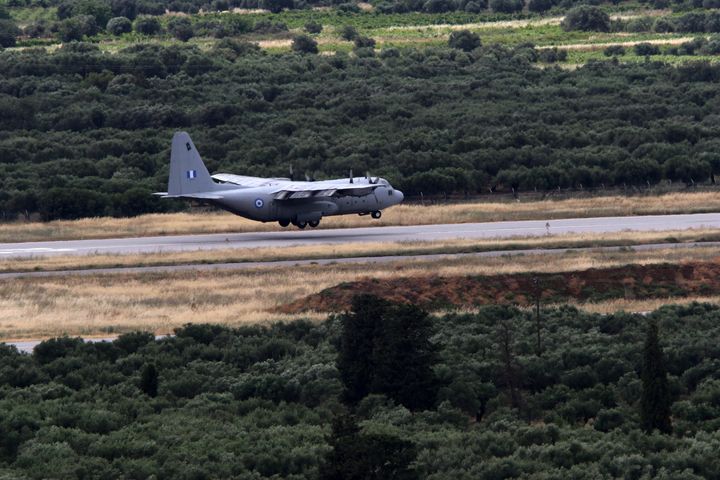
[
  {"x1": 349, "y1": 169, "x2": 353, "y2": 184},
  {"x1": 289, "y1": 165, "x2": 294, "y2": 181},
  {"x1": 366, "y1": 171, "x2": 378, "y2": 184}
]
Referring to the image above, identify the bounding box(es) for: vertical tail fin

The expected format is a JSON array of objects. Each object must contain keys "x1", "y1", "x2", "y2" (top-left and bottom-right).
[{"x1": 167, "y1": 132, "x2": 222, "y2": 196}]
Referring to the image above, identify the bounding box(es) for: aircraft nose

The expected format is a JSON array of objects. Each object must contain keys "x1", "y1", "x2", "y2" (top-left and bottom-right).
[{"x1": 396, "y1": 190, "x2": 404, "y2": 203}]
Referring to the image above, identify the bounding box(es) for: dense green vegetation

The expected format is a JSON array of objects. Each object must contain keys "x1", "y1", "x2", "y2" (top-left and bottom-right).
[
  {"x1": 2, "y1": 39, "x2": 720, "y2": 219},
  {"x1": 2, "y1": 302, "x2": 720, "y2": 478}
]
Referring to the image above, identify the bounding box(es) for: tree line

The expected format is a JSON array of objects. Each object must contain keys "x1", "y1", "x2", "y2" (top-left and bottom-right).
[
  {"x1": 0, "y1": 300, "x2": 718, "y2": 478},
  {"x1": 2, "y1": 40, "x2": 720, "y2": 219}
]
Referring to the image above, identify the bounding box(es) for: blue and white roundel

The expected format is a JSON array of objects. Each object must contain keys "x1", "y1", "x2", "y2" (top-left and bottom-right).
[{"x1": 254, "y1": 198, "x2": 264, "y2": 208}]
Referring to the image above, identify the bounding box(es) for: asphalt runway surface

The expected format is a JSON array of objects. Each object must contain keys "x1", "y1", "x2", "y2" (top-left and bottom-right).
[{"x1": 2, "y1": 213, "x2": 720, "y2": 259}]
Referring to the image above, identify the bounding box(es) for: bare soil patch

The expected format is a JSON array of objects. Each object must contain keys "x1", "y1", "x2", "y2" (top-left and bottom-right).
[{"x1": 278, "y1": 260, "x2": 720, "y2": 313}]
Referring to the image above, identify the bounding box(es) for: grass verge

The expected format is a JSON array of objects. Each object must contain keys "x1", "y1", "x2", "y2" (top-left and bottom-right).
[
  {"x1": 2, "y1": 243, "x2": 720, "y2": 341},
  {"x1": 3, "y1": 227, "x2": 720, "y2": 273}
]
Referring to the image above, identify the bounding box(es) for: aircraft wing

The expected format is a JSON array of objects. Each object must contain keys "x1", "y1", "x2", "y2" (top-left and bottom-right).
[
  {"x1": 153, "y1": 192, "x2": 225, "y2": 200},
  {"x1": 272, "y1": 182, "x2": 381, "y2": 200},
  {"x1": 212, "y1": 173, "x2": 287, "y2": 188}
]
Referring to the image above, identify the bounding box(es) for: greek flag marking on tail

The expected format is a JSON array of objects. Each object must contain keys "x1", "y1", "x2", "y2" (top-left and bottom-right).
[{"x1": 187, "y1": 170, "x2": 197, "y2": 179}]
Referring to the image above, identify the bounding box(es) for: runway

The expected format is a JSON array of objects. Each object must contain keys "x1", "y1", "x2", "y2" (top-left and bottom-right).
[{"x1": 1, "y1": 213, "x2": 719, "y2": 259}]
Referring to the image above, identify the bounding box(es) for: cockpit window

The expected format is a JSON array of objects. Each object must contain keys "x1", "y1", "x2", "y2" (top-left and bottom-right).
[{"x1": 388, "y1": 189, "x2": 393, "y2": 196}]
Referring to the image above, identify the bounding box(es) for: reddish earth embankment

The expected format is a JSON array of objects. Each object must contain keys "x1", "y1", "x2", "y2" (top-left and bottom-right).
[{"x1": 277, "y1": 261, "x2": 720, "y2": 313}]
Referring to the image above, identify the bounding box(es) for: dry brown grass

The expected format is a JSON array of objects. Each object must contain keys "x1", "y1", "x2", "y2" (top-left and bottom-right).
[
  {"x1": 4, "y1": 227, "x2": 720, "y2": 273},
  {"x1": 3, "y1": 244, "x2": 720, "y2": 341},
  {"x1": 3, "y1": 191, "x2": 720, "y2": 243},
  {"x1": 544, "y1": 37, "x2": 696, "y2": 51}
]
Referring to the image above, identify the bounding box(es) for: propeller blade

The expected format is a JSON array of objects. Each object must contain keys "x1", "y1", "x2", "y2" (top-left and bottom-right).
[{"x1": 349, "y1": 169, "x2": 353, "y2": 184}]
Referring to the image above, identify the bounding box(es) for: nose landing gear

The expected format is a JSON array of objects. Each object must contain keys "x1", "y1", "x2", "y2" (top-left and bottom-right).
[
  {"x1": 309, "y1": 220, "x2": 320, "y2": 228},
  {"x1": 371, "y1": 211, "x2": 382, "y2": 219}
]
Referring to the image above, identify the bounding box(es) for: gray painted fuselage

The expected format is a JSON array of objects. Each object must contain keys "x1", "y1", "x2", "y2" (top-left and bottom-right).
[
  {"x1": 158, "y1": 132, "x2": 404, "y2": 227},
  {"x1": 206, "y1": 180, "x2": 402, "y2": 223}
]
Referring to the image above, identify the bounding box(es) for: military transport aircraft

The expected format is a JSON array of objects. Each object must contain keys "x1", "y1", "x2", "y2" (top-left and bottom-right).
[{"x1": 155, "y1": 132, "x2": 404, "y2": 229}]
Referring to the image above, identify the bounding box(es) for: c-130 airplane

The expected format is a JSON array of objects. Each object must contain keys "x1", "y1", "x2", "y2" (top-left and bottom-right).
[{"x1": 155, "y1": 132, "x2": 404, "y2": 228}]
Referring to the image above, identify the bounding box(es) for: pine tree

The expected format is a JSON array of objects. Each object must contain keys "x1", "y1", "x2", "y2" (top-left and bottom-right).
[
  {"x1": 140, "y1": 363, "x2": 159, "y2": 398},
  {"x1": 337, "y1": 294, "x2": 386, "y2": 404},
  {"x1": 337, "y1": 295, "x2": 438, "y2": 410},
  {"x1": 320, "y1": 413, "x2": 418, "y2": 480},
  {"x1": 369, "y1": 303, "x2": 438, "y2": 411},
  {"x1": 640, "y1": 321, "x2": 672, "y2": 434}
]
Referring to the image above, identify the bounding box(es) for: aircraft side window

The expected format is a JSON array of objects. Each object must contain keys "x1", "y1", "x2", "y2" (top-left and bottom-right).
[{"x1": 388, "y1": 189, "x2": 393, "y2": 196}]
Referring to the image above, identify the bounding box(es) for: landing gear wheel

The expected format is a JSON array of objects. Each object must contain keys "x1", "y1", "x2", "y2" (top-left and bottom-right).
[
  {"x1": 297, "y1": 222, "x2": 307, "y2": 229},
  {"x1": 309, "y1": 220, "x2": 320, "y2": 228},
  {"x1": 371, "y1": 211, "x2": 382, "y2": 219},
  {"x1": 279, "y1": 220, "x2": 290, "y2": 227}
]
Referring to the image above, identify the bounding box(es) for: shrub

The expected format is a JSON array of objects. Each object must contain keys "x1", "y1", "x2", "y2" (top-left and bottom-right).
[
  {"x1": 561, "y1": 6, "x2": 611, "y2": 32},
  {"x1": 537, "y1": 47, "x2": 567, "y2": 62},
  {"x1": 604, "y1": 45, "x2": 625, "y2": 56},
  {"x1": 106, "y1": 16, "x2": 132, "y2": 35},
  {"x1": 489, "y1": 0, "x2": 524, "y2": 13},
  {"x1": 304, "y1": 21, "x2": 322, "y2": 34},
  {"x1": 133, "y1": 16, "x2": 161, "y2": 35},
  {"x1": 653, "y1": 17, "x2": 675, "y2": 33},
  {"x1": 448, "y1": 29, "x2": 481, "y2": 51},
  {"x1": 167, "y1": 17, "x2": 194, "y2": 42},
  {"x1": 634, "y1": 42, "x2": 660, "y2": 56},
  {"x1": 292, "y1": 34, "x2": 319, "y2": 54},
  {"x1": 339, "y1": 24, "x2": 358, "y2": 41},
  {"x1": 0, "y1": 19, "x2": 20, "y2": 48},
  {"x1": 424, "y1": 0, "x2": 455, "y2": 12},
  {"x1": 354, "y1": 35, "x2": 376, "y2": 49},
  {"x1": 528, "y1": 0, "x2": 554, "y2": 12},
  {"x1": 464, "y1": 0, "x2": 488, "y2": 12}
]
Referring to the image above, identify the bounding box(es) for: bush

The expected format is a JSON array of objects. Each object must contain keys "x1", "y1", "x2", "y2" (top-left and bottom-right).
[
  {"x1": 448, "y1": 29, "x2": 482, "y2": 51},
  {"x1": 489, "y1": 0, "x2": 524, "y2": 13},
  {"x1": 424, "y1": 0, "x2": 455, "y2": 12},
  {"x1": 134, "y1": 16, "x2": 161, "y2": 35},
  {"x1": 634, "y1": 42, "x2": 660, "y2": 56},
  {"x1": 56, "y1": 15, "x2": 99, "y2": 42},
  {"x1": 106, "y1": 16, "x2": 132, "y2": 35},
  {"x1": 0, "y1": 19, "x2": 20, "y2": 48},
  {"x1": 354, "y1": 35, "x2": 376, "y2": 49},
  {"x1": 292, "y1": 34, "x2": 319, "y2": 54},
  {"x1": 653, "y1": 17, "x2": 675, "y2": 33},
  {"x1": 464, "y1": 0, "x2": 488, "y2": 12},
  {"x1": 528, "y1": 0, "x2": 554, "y2": 12},
  {"x1": 304, "y1": 21, "x2": 322, "y2": 34},
  {"x1": 604, "y1": 45, "x2": 625, "y2": 56},
  {"x1": 167, "y1": 17, "x2": 194, "y2": 42},
  {"x1": 561, "y1": 6, "x2": 611, "y2": 32},
  {"x1": 340, "y1": 24, "x2": 358, "y2": 41},
  {"x1": 537, "y1": 47, "x2": 567, "y2": 62}
]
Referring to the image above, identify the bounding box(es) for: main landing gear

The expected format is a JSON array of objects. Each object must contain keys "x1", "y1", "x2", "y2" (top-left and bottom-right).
[
  {"x1": 280, "y1": 219, "x2": 320, "y2": 229},
  {"x1": 371, "y1": 211, "x2": 382, "y2": 219}
]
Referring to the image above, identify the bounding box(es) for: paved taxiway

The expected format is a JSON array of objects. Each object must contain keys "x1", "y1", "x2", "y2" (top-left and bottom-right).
[
  {"x1": 1, "y1": 241, "x2": 719, "y2": 280},
  {"x1": 2, "y1": 213, "x2": 720, "y2": 258}
]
